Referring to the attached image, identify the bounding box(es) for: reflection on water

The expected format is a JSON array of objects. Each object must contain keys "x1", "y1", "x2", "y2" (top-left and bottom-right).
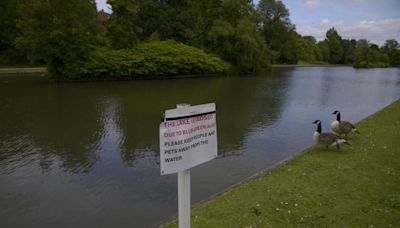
[{"x1": 0, "y1": 67, "x2": 399, "y2": 227}]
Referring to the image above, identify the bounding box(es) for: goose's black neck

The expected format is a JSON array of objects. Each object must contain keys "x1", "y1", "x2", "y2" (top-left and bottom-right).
[
  {"x1": 316, "y1": 122, "x2": 321, "y2": 133},
  {"x1": 336, "y1": 113, "x2": 341, "y2": 121}
]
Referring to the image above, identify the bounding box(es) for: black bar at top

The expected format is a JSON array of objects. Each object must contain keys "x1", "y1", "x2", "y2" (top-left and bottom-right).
[{"x1": 165, "y1": 111, "x2": 216, "y2": 121}]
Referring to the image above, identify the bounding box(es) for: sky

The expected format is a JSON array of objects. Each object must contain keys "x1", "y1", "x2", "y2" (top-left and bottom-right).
[{"x1": 95, "y1": 0, "x2": 400, "y2": 46}]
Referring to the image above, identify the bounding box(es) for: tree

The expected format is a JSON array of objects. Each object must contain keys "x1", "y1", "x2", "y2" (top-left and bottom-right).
[
  {"x1": 131, "y1": 0, "x2": 163, "y2": 41},
  {"x1": 257, "y1": 0, "x2": 291, "y2": 26},
  {"x1": 16, "y1": 0, "x2": 98, "y2": 78},
  {"x1": 106, "y1": 0, "x2": 141, "y2": 49},
  {"x1": 354, "y1": 39, "x2": 389, "y2": 68},
  {"x1": 208, "y1": 17, "x2": 271, "y2": 72},
  {"x1": 188, "y1": 0, "x2": 222, "y2": 48},
  {"x1": 325, "y1": 27, "x2": 343, "y2": 63},
  {"x1": 280, "y1": 30, "x2": 298, "y2": 64},
  {"x1": 0, "y1": 0, "x2": 28, "y2": 64},
  {"x1": 297, "y1": 35, "x2": 322, "y2": 63},
  {"x1": 392, "y1": 50, "x2": 400, "y2": 66},
  {"x1": 257, "y1": 0, "x2": 297, "y2": 64},
  {"x1": 317, "y1": 40, "x2": 330, "y2": 62},
  {"x1": 382, "y1": 39, "x2": 400, "y2": 66},
  {"x1": 221, "y1": 0, "x2": 255, "y2": 26},
  {"x1": 354, "y1": 39, "x2": 371, "y2": 67},
  {"x1": 342, "y1": 39, "x2": 356, "y2": 64},
  {"x1": 233, "y1": 17, "x2": 271, "y2": 71},
  {"x1": 303, "y1": 36, "x2": 317, "y2": 44}
]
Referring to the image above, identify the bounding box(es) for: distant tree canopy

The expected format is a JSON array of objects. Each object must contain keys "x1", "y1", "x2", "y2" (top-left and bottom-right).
[
  {"x1": 0, "y1": 0, "x2": 29, "y2": 64},
  {"x1": 326, "y1": 28, "x2": 344, "y2": 64},
  {"x1": 353, "y1": 39, "x2": 389, "y2": 68},
  {"x1": 382, "y1": 39, "x2": 400, "y2": 66},
  {"x1": 0, "y1": 0, "x2": 398, "y2": 77},
  {"x1": 15, "y1": 0, "x2": 98, "y2": 78},
  {"x1": 257, "y1": 0, "x2": 298, "y2": 64},
  {"x1": 297, "y1": 35, "x2": 322, "y2": 63},
  {"x1": 106, "y1": 0, "x2": 140, "y2": 49}
]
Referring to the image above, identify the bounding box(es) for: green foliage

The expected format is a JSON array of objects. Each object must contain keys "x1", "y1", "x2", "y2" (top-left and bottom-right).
[
  {"x1": 16, "y1": 0, "x2": 98, "y2": 78},
  {"x1": 297, "y1": 36, "x2": 322, "y2": 63},
  {"x1": 129, "y1": 0, "x2": 160, "y2": 41},
  {"x1": 233, "y1": 18, "x2": 271, "y2": 72},
  {"x1": 392, "y1": 50, "x2": 400, "y2": 66},
  {"x1": 0, "y1": 0, "x2": 29, "y2": 65},
  {"x1": 342, "y1": 39, "x2": 357, "y2": 64},
  {"x1": 188, "y1": 0, "x2": 222, "y2": 49},
  {"x1": 279, "y1": 31, "x2": 298, "y2": 64},
  {"x1": 354, "y1": 39, "x2": 390, "y2": 68},
  {"x1": 5, "y1": 0, "x2": 397, "y2": 76},
  {"x1": 106, "y1": 0, "x2": 140, "y2": 49},
  {"x1": 257, "y1": 0, "x2": 291, "y2": 25},
  {"x1": 317, "y1": 40, "x2": 330, "y2": 62},
  {"x1": 207, "y1": 17, "x2": 270, "y2": 73},
  {"x1": 135, "y1": 0, "x2": 194, "y2": 43},
  {"x1": 382, "y1": 39, "x2": 400, "y2": 66},
  {"x1": 104, "y1": 0, "x2": 270, "y2": 73},
  {"x1": 205, "y1": 1, "x2": 271, "y2": 72},
  {"x1": 79, "y1": 40, "x2": 230, "y2": 78},
  {"x1": 257, "y1": 0, "x2": 297, "y2": 64},
  {"x1": 220, "y1": 0, "x2": 255, "y2": 26},
  {"x1": 325, "y1": 27, "x2": 344, "y2": 63},
  {"x1": 303, "y1": 36, "x2": 316, "y2": 43}
]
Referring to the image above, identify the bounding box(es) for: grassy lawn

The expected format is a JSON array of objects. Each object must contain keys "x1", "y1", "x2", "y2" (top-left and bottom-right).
[
  {"x1": 0, "y1": 67, "x2": 46, "y2": 74},
  {"x1": 164, "y1": 100, "x2": 400, "y2": 227}
]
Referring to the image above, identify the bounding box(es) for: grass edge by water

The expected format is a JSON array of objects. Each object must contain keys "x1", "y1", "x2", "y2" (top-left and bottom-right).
[
  {"x1": 162, "y1": 99, "x2": 400, "y2": 227},
  {"x1": 0, "y1": 67, "x2": 46, "y2": 74}
]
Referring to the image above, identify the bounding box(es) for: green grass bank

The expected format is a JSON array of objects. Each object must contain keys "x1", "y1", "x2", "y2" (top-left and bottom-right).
[
  {"x1": 0, "y1": 67, "x2": 46, "y2": 74},
  {"x1": 164, "y1": 100, "x2": 400, "y2": 227}
]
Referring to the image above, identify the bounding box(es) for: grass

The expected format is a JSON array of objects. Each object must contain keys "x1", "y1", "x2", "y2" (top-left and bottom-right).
[
  {"x1": 0, "y1": 67, "x2": 46, "y2": 74},
  {"x1": 164, "y1": 100, "x2": 400, "y2": 227}
]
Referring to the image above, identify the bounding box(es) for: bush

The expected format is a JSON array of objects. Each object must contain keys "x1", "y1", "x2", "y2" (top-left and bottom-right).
[
  {"x1": 354, "y1": 61, "x2": 389, "y2": 68},
  {"x1": 78, "y1": 40, "x2": 230, "y2": 79}
]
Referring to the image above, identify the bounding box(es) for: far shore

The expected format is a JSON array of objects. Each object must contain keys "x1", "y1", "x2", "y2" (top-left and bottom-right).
[
  {"x1": 272, "y1": 63, "x2": 352, "y2": 68},
  {"x1": 0, "y1": 67, "x2": 46, "y2": 75},
  {"x1": 0, "y1": 64, "x2": 394, "y2": 76}
]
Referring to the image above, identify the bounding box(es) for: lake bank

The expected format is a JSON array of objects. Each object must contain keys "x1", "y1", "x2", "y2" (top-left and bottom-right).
[
  {"x1": 1, "y1": 64, "x2": 395, "y2": 78},
  {"x1": 164, "y1": 100, "x2": 400, "y2": 227},
  {"x1": 0, "y1": 67, "x2": 46, "y2": 75},
  {"x1": 272, "y1": 63, "x2": 351, "y2": 68}
]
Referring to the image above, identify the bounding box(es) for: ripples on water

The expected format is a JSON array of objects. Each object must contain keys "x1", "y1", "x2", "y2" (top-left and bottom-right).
[{"x1": 0, "y1": 67, "x2": 399, "y2": 227}]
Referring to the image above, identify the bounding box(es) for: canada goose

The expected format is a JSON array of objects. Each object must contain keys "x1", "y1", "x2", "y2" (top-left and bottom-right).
[
  {"x1": 313, "y1": 120, "x2": 350, "y2": 150},
  {"x1": 331, "y1": 110, "x2": 360, "y2": 137}
]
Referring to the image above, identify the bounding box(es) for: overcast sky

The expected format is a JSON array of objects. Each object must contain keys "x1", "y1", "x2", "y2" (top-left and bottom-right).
[{"x1": 95, "y1": 0, "x2": 400, "y2": 45}]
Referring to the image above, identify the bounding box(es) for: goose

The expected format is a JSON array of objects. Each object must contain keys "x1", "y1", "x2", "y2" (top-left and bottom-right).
[
  {"x1": 331, "y1": 110, "x2": 360, "y2": 137},
  {"x1": 313, "y1": 120, "x2": 350, "y2": 150}
]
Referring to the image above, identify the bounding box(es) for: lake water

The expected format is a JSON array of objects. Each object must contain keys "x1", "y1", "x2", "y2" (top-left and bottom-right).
[{"x1": 1, "y1": 67, "x2": 399, "y2": 227}]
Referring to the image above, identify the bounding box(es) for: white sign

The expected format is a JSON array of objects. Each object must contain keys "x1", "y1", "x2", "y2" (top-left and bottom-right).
[{"x1": 160, "y1": 103, "x2": 217, "y2": 175}]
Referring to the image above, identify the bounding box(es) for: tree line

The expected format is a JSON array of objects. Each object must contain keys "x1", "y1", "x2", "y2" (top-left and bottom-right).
[{"x1": 1, "y1": 0, "x2": 399, "y2": 78}]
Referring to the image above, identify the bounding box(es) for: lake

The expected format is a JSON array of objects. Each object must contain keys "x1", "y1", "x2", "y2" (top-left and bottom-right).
[{"x1": 1, "y1": 67, "x2": 399, "y2": 227}]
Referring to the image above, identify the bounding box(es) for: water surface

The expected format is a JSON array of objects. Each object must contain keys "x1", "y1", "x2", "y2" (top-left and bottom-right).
[{"x1": 1, "y1": 67, "x2": 399, "y2": 227}]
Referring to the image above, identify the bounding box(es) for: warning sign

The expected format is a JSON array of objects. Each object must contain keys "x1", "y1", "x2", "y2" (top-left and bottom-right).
[{"x1": 160, "y1": 103, "x2": 217, "y2": 175}]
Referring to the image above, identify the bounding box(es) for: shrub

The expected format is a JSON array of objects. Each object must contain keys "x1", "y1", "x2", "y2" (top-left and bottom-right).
[
  {"x1": 78, "y1": 40, "x2": 230, "y2": 79},
  {"x1": 354, "y1": 61, "x2": 389, "y2": 68}
]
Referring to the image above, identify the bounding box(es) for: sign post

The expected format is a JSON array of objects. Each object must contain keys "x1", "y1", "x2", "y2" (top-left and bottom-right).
[
  {"x1": 178, "y1": 168, "x2": 190, "y2": 228},
  {"x1": 160, "y1": 103, "x2": 218, "y2": 228}
]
